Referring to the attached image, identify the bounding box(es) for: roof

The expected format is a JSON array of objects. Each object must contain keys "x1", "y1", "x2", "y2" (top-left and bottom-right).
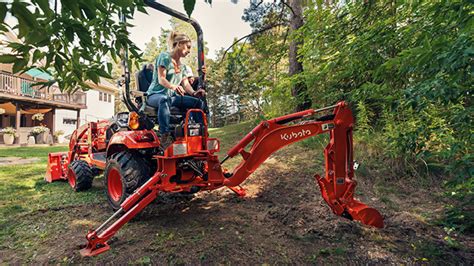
[
  {"x1": 25, "y1": 68, "x2": 53, "y2": 81},
  {"x1": 85, "y1": 77, "x2": 119, "y2": 94}
]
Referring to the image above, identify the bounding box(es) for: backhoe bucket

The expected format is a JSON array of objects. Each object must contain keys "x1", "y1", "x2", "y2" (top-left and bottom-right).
[
  {"x1": 315, "y1": 174, "x2": 384, "y2": 228},
  {"x1": 44, "y1": 152, "x2": 68, "y2": 183}
]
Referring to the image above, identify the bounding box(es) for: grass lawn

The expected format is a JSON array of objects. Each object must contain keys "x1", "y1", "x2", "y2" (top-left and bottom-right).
[
  {"x1": 0, "y1": 123, "x2": 257, "y2": 261},
  {"x1": 0, "y1": 145, "x2": 105, "y2": 258}
]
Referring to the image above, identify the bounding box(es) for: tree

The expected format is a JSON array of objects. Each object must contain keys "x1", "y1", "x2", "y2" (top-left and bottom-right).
[{"x1": 288, "y1": 0, "x2": 311, "y2": 111}]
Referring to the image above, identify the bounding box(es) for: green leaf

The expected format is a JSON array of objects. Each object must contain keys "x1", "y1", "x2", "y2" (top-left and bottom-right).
[
  {"x1": 32, "y1": 50, "x2": 43, "y2": 63},
  {"x1": 54, "y1": 55, "x2": 64, "y2": 71},
  {"x1": 111, "y1": 0, "x2": 130, "y2": 8},
  {"x1": 183, "y1": 0, "x2": 196, "y2": 18},
  {"x1": 61, "y1": 0, "x2": 81, "y2": 19},
  {"x1": 87, "y1": 70, "x2": 100, "y2": 84},
  {"x1": 0, "y1": 54, "x2": 19, "y2": 63},
  {"x1": 35, "y1": 0, "x2": 52, "y2": 16},
  {"x1": 106, "y1": 62, "x2": 113, "y2": 73},
  {"x1": 12, "y1": 59, "x2": 28, "y2": 74},
  {"x1": 65, "y1": 27, "x2": 74, "y2": 42},
  {"x1": 96, "y1": 67, "x2": 112, "y2": 79},
  {"x1": 0, "y1": 2, "x2": 7, "y2": 23},
  {"x1": 11, "y1": 1, "x2": 37, "y2": 37}
]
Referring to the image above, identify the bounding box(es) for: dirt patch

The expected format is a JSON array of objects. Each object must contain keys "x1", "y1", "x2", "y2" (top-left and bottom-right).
[
  {"x1": 0, "y1": 157, "x2": 40, "y2": 166},
  {"x1": 1, "y1": 145, "x2": 472, "y2": 264}
]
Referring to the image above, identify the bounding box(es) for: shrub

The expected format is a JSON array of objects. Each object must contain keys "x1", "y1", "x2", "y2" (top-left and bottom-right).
[
  {"x1": 1, "y1": 127, "x2": 17, "y2": 136},
  {"x1": 29, "y1": 126, "x2": 49, "y2": 136},
  {"x1": 32, "y1": 113, "x2": 44, "y2": 121}
]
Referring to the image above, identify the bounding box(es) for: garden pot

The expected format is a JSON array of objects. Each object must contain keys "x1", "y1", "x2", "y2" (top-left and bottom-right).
[
  {"x1": 36, "y1": 132, "x2": 47, "y2": 144},
  {"x1": 3, "y1": 134, "x2": 14, "y2": 145},
  {"x1": 27, "y1": 136, "x2": 36, "y2": 145}
]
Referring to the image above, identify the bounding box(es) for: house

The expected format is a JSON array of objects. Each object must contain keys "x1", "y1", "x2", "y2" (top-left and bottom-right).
[
  {"x1": 54, "y1": 78, "x2": 117, "y2": 142},
  {"x1": 0, "y1": 31, "x2": 118, "y2": 144}
]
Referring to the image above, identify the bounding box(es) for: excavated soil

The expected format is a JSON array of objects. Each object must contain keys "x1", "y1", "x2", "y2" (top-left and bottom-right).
[{"x1": 1, "y1": 145, "x2": 473, "y2": 264}]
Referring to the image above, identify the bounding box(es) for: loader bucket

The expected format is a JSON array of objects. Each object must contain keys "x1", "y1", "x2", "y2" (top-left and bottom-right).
[{"x1": 45, "y1": 152, "x2": 68, "y2": 183}]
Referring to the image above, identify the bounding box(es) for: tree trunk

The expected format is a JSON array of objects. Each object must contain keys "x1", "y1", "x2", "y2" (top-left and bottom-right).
[{"x1": 288, "y1": 0, "x2": 311, "y2": 112}]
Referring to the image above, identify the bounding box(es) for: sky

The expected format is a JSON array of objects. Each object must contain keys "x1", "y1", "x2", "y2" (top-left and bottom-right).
[{"x1": 130, "y1": 0, "x2": 254, "y2": 60}]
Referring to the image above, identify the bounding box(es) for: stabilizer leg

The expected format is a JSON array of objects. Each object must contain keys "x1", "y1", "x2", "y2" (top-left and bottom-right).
[
  {"x1": 80, "y1": 190, "x2": 158, "y2": 256},
  {"x1": 80, "y1": 172, "x2": 164, "y2": 256}
]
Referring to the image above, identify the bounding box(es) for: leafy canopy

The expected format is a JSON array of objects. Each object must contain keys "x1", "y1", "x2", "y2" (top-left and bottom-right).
[{"x1": 0, "y1": 0, "x2": 204, "y2": 92}]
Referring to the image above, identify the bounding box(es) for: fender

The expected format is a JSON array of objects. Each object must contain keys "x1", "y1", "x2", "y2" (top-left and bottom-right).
[{"x1": 106, "y1": 129, "x2": 160, "y2": 157}]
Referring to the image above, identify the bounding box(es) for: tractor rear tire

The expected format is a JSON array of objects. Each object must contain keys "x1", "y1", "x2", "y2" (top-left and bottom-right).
[
  {"x1": 104, "y1": 151, "x2": 151, "y2": 210},
  {"x1": 67, "y1": 160, "x2": 94, "y2": 192}
]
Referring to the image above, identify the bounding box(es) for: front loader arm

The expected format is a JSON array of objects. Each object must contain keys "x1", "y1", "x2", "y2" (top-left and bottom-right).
[{"x1": 222, "y1": 101, "x2": 384, "y2": 228}]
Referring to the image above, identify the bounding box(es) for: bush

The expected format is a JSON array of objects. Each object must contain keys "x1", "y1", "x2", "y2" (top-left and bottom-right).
[
  {"x1": 32, "y1": 113, "x2": 44, "y2": 121},
  {"x1": 1, "y1": 127, "x2": 17, "y2": 136},
  {"x1": 29, "y1": 126, "x2": 49, "y2": 137}
]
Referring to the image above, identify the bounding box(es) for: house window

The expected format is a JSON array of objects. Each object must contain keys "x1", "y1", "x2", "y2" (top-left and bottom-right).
[
  {"x1": 20, "y1": 115, "x2": 27, "y2": 127},
  {"x1": 108, "y1": 94, "x2": 111, "y2": 103},
  {"x1": 63, "y1": 118, "x2": 77, "y2": 125},
  {"x1": 99, "y1": 92, "x2": 103, "y2": 101}
]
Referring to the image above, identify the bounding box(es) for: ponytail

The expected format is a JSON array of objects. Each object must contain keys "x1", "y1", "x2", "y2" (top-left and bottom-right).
[{"x1": 168, "y1": 31, "x2": 191, "y2": 51}]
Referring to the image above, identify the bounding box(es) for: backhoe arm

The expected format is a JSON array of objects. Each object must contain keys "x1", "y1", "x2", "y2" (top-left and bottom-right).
[{"x1": 222, "y1": 101, "x2": 384, "y2": 228}]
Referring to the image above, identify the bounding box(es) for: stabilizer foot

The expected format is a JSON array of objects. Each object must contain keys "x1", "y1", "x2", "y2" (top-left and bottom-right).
[
  {"x1": 227, "y1": 186, "x2": 246, "y2": 197},
  {"x1": 80, "y1": 242, "x2": 110, "y2": 257}
]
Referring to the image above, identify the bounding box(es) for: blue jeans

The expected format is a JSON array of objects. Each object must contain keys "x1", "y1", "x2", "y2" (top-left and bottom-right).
[{"x1": 147, "y1": 94, "x2": 205, "y2": 134}]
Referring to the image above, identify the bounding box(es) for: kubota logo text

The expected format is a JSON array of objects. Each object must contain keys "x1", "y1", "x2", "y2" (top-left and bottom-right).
[{"x1": 280, "y1": 129, "x2": 311, "y2": 141}]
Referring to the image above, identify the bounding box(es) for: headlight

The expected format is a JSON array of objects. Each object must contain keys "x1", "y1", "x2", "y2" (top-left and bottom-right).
[{"x1": 128, "y1": 112, "x2": 140, "y2": 130}]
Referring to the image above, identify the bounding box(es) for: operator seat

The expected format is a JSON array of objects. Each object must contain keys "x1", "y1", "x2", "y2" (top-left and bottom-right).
[{"x1": 134, "y1": 67, "x2": 185, "y2": 132}]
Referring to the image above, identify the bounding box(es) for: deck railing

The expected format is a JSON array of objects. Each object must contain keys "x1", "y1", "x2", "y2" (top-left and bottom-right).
[{"x1": 0, "y1": 72, "x2": 86, "y2": 107}]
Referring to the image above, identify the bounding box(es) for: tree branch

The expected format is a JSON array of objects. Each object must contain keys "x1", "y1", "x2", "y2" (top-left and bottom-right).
[
  {"x1": 219, "y1": 23, "x2": 286, "y2": 64},
  {"x1": 280, "y1": 0, "x2": 295, "y2": 16}
]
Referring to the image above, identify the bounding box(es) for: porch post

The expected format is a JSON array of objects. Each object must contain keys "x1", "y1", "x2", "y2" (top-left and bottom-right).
[
  {"x1": 51, "y1": 108, "x2": 56, "y2": 134},
  {"x1": 76, "y1": 109, "x2": 80, "y2": 129},
  {"x1": 15, "y1": 102, "x2": 20, "y2": 144}
]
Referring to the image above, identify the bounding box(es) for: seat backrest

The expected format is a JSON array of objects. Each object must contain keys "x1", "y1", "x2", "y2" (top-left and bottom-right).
[{"x1": 137, "y1": 65, "x2": 153, "y2": 93}]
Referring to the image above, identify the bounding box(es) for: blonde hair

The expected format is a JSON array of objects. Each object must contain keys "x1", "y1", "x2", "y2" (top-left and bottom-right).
[{"x1": 168, "y1": 31, "x2": 191, "y2": 52}]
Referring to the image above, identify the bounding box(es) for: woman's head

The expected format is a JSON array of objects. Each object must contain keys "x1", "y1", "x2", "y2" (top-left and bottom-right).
[{"x1": 168, "y1": 31, "x2": 191, "y2": 57}]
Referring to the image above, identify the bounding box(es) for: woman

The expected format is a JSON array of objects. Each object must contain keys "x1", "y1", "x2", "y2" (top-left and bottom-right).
[{"x1": 147, "y1": 31, "x2": 206, "y2": 149}]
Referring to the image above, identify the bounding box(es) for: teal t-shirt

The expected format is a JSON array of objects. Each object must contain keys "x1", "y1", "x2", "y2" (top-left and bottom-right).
[{"x1": 147, "y1": 52, "x2": 189, "y2": 97}]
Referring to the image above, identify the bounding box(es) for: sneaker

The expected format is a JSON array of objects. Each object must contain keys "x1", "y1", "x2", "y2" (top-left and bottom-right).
[{"x1": 159, "y1": 133, "x2": 174, "y2": 150}]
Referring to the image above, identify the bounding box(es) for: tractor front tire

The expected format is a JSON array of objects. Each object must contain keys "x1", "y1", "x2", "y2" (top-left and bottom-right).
[
  {"x1": 67, "y1": 160, "x2": 94, "y2": 192},
  {"x1": 104, "y1": 151, "x2": 151, "y2": 210}
]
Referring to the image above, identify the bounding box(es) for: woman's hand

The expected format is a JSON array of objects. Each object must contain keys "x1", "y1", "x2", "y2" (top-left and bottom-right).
[
  {"x1": 193, "y1": 89, "x2": 206, "y2": 98},
  {"x1": 172, "y1": 85, "x2": 185, "y2": 96}
]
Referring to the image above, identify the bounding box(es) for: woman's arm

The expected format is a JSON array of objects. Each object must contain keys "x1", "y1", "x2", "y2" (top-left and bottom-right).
[
  {"x1": 182, "y1": 77, "x2": 206, "y2": 97},
  {"x1": 158, "y1": 66, "x2": 185, "y2": 96},
  {"x1": 181, "y1": 78, "x2": 195, "y2": 95}
]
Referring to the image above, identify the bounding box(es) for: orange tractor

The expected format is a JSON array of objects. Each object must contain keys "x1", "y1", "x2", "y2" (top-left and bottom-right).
[{"x1": 45, "y1": 0, "x2": 384, "y2": 257}]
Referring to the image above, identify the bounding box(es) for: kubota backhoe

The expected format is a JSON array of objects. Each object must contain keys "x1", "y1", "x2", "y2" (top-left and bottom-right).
[{"x1": 44, "y1": 0, "x2": 384, "y2": 257}]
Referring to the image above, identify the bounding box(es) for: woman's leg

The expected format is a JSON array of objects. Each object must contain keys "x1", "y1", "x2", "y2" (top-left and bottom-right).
[
  {"x1": 170, "y1": 95, "x2": 205, "y2": 110},
  {"x1": 147, "y1": 94, "x2": 171, "y2": 134},
  {"x1": 170, "y1": 96, "x2": 205, "y2": 123}
]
